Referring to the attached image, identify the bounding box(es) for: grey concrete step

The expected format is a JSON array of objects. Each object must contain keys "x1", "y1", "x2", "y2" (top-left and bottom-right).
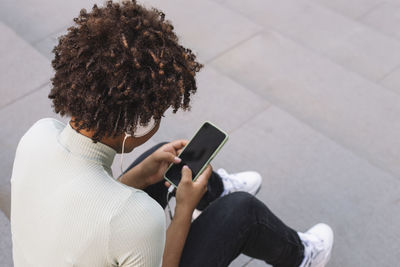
[
  {"x1": 211, "y1": 30, "x2": 400, "y2": 180},
  {"x1": 0, "y1": 22, "x2": 52, "y2": 109},
  {"x1": 140, "y1": 0, "x2": 263, "y2": 63},
  {"x1": 381, "y1": 66, "x2": 400, "y2": 95},
  {"x1": 0, "y1": 0, "x2": 98, "y2": 44},
  {"x1": 219, "y1": 0, "x2": 400, "y2": 83},
  {"x1": 360, "y1": 2, "x2": 400, "y2": 42},
  {"x1": 310, "y1": 0, "x2": 382, "y2": 19},
  {"x1": 0, "y1": 210, "x2": 13, "y2": 267}
]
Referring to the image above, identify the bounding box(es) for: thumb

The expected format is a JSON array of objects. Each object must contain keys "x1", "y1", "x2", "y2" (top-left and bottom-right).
[
  {"x1": 195, "y1": 165, "x2": 212, "y2": 186},
  {"x1": 180, "y1": 165, "x2": 192, "y2": 184}
]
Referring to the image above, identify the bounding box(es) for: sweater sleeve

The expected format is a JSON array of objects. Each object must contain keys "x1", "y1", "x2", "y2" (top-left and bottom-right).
[{"x1": 108, "y1": 191, "x2": 166, "y2": 267}]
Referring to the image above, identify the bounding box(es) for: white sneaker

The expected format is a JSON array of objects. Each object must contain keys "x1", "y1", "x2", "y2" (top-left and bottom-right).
[
  {"x1": 192, "y1": 168, "x2": 262, "y2": 220},
  {"x1": 217, "y1": 168, "x2": 262, "y2": 197},
  {"x1": 298, "y1": 223, "x2": 334, "y2": 267},
  {"x1": 192, "y1": 209, "x2": 202, "y2": 221}
]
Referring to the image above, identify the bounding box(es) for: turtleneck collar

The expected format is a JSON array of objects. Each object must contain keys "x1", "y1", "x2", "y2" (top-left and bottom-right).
[{"x1": 57, "y1": 121, "x2": 117, "y2": 168}]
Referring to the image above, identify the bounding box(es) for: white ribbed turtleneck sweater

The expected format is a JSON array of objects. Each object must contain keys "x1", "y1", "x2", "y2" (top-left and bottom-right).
[{"x1": 10, "y1": 118, "x2": 166, "y2": 266}]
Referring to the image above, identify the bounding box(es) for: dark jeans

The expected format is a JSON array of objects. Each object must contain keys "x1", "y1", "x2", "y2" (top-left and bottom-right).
[{"x1": 121, "y1": 142, "x2": 305, "y2": 267}]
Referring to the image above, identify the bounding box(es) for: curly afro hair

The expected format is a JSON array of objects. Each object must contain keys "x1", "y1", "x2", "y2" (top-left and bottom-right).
[{"x1": 48, "y1": 0, "x2": 203, "y2": 143}]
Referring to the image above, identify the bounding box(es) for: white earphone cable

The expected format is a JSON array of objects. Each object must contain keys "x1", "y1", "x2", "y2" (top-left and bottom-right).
[
  {"x1": 166, "y1": 185, "x2": 175, "y2": 220},
  {"x1": 120, "y1": 132, "x2": 131, "y2": 176}
]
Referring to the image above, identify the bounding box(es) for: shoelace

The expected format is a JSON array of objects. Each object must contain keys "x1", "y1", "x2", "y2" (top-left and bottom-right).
[
  {"x1": 217, "y1": 168, "x2": 246, "y2": 195},
  {"x1": 300, "y1": 234, "x2": 324, "y2": 267}
]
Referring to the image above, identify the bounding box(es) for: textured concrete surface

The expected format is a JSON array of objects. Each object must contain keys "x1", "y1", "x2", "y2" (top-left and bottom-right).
[
  {"x1": 1, "y1": 0, "x2": 400, "y2": 266},
  {"x1": 0, "y1": 22, "x2": 52, "y2": 109},
  {"x1": 0, "y1": 210, "x2": 13, "y2": 266}
]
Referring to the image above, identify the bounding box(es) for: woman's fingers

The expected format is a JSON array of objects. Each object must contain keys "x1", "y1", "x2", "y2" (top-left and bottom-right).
[
  {"x1": 153, "y1": 151, "x2": 181, "y2": 164},
  {"x1": 168, "y1": 139, "x2": 188, "y2": 151},
  {"x1": 158, "y1": 140, "x2": 188, "y2": 158}
]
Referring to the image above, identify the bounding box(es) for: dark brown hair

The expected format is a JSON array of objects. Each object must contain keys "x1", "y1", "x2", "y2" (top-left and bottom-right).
[{"x1": 49, "y1": 0, "x2": 203, "y2": 143}]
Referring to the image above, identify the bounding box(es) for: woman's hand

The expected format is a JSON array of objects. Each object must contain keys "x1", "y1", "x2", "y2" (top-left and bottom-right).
[
  {"x1": 119, "y1": 140, "x2": 188, "y2": 189},
  {"x1": 162, "y1": 165, "x2": 212, "y2": 267},
  {"x1": 139, "y1": 140, "x2": 189, "y2": 186},
  {"x1": 174, "y1": 165, "x2": 213, "y2": 216}
]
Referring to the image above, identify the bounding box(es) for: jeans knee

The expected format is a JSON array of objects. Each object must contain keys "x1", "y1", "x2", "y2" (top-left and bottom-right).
[
  {"x1": 225, "y1": 191, "x2": 257, "y2": 206},
  {"x1": 222, "y1": 192, "x2": 261, "y2": 221}
]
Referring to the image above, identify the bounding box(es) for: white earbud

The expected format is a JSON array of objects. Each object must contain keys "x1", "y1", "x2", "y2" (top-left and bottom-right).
[
  {"x1": 132, "y1": 117, "x2": 157, "y2": 137},
  {"x1": 119, "y1": 118, "x2": 157, "y2": 177}
]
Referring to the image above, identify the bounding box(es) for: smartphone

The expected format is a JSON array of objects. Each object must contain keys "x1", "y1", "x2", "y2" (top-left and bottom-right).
[{"x1": 164, "y1": 121, "x2": 229, "y2": 188}]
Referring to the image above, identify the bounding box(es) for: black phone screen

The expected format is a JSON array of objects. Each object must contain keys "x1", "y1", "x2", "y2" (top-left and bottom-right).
[{"x1": 165, "y1": 122, "x2": 227, "y2": 186}]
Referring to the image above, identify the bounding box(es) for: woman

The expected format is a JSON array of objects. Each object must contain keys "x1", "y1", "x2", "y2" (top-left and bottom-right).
[{"x1": 10, "y1": 1, "x2": 333, "y2": 266}]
